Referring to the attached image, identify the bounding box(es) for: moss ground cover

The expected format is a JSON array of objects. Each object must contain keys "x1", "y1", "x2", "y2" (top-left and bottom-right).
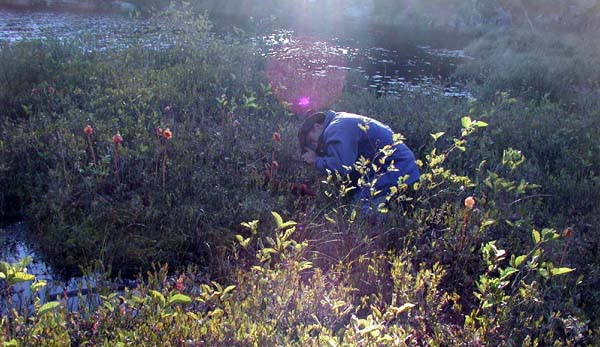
[{"x1": 1, "y1": 7, "x2": 600, "y2": 346}]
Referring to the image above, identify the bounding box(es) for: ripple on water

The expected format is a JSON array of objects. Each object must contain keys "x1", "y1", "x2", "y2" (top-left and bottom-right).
[{"x1": 0, "y1": 9, "x2": 472, "y2": 98}]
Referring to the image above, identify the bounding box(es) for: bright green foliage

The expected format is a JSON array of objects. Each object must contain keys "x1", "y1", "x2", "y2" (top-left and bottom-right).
[
  {"x1": 0, "y1": 212, "x2": 583, "y2": 346},
  {"x1": 0, "y1": 258, "x2": 35, "y2": 286}
]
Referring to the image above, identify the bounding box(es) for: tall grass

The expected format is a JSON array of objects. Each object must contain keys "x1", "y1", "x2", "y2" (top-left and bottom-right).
[{"x1": 455, "y1": 28, "x2": 600, "y2": 103}]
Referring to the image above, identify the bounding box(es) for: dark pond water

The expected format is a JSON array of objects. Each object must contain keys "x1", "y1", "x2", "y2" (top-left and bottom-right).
[{"x1": 0, "y1": 7, "x2": 472, "y2": 97}]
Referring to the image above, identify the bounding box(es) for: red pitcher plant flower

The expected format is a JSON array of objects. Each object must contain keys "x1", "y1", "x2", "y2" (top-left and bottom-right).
[
  {"x1": 113, "y1": 133, "x2": 123, "y2": 145},
  {"x1": 163, "y1": 128, "x2": 172, "y2": 140},
  {"x1": 459, "y1": 196, "x2": 476, "y2": 251},
  {"x1": 272, "y1": 131, "x2": 281, "y2": 142},
  {"x1": 464, "y1": 196, "x2": 476, "y2": 210},
  {"x1": 564, "y1": 227, "x2": 572, "y2": 238}
]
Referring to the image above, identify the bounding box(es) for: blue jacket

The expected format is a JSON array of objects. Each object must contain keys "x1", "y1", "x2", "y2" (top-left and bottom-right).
[{"x1": 314, "y1": 110, "x2": 420, "y2": 196}]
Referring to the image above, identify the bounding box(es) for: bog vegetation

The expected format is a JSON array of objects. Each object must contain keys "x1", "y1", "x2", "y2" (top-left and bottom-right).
[{"x1": 1, "y1": 3, "x2": 600, "y2": 346}]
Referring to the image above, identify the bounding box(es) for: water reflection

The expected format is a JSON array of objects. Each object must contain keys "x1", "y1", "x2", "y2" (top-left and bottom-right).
[
  {"x1": 257, "y1": 28, "x2": 469, "y2": 98},
  {"x1": 0, "y1": 223, "x2": 101, "y2": 314},
  {"x1": 0, "y1": 8, "x2": 471, "y2": 97}
]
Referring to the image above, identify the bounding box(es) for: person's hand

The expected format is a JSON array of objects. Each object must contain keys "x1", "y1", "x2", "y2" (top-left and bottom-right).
[{"x1": 302, "y1": 148, "x2": 317, "y2": 165}]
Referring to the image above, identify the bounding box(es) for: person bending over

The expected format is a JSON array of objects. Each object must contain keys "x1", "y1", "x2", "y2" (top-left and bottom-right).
[{"x1": 299, "y1": 110, "x2": 420, "y2": 214}]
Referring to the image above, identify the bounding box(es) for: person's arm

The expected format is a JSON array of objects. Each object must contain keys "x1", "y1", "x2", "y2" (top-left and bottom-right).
[{"x1": 314, "y1": 123, "x2": 361, "y2": 175}]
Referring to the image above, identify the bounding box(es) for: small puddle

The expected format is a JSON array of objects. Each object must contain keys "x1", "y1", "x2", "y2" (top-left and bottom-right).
[{"x1": 0, "y1": 223, "x2": 103, "y2": 314}]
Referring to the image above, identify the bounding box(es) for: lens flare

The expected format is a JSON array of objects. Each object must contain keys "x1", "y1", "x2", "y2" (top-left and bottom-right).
[
  {"x1": 298, "y1": 96, "x2": 311, "y2": 107},
  {"x1": 266, "y1": 36, "x2": 347, "y2": 116}
]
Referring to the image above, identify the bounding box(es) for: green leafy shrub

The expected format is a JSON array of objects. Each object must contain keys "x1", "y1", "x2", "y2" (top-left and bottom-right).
[{"x1": 0, "y1": 209, "x2": 588, "y2": 346}]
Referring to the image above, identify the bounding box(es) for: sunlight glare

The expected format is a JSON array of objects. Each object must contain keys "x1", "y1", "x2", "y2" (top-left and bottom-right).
[{"x1": 266, "y1": 35, "x2": 347, "y2": 116}]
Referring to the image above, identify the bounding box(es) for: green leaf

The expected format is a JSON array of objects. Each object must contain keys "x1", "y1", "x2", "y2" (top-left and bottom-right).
[
  {"x1": 271, "y1": 211, "x2": 283, "y2": 228},
  {"x1": 391, "y1": 303, "x2": 415, "y2": 314},
  {"x1": 461, "y1": 116, "x2": 472, "y2": 128},
  {"x1": 38, "y1": 301, "x2": 60, "y2": 315},
  {"x1": 550, "y1": 267, "x2": 575, "y2": 276},
  {"x1": 532, "y1": 229, "x2": 541, "y2": 244},
  {"x1": 149, "y1": 290, "x2": 166, "y2": 307},
  {"x1": 542, "y1": 228, "x2": 559, "y2": 242},
  {"x1": 187, "y1": 312, "x2": 200, "y2": 320},
  {"x1": 102, "y1": 302, "x2": 114, "y2": 311},
  {"x1": 500, "y1": 267, "x2": 519, "y2": 280},
  {"x1": 280, "y1": 221, "x2": 297, "y2": 230},
  {"x1": 474, "y1": 121, "x2": 488, "y2": 127},
  {"x1": 514, "y1": 255, "x2": 527, "y2": 267},
  {"x1": 222, "y1": 285, "x2": 236, "y2": 296},
  {"x1": 3, "y1": 339, "x2": 19, "y2": 347},
  {"x1": 30, "y1": 280, "x2": 47, "y2": 293},
  {"x1": 482, "y1": 300, "x2": 494, "y2": 309},
  {"x1": 358, "y1": 323, "x2": 382, "y2": 336},
  {"x1": 168, "y1": 293, "x2": 192, "y2": 306},
  {"x1": 324, "y1": 336, "x2": 339, "y2": 347},
  {"x1": 0, "y1": 272, "x2": 5, "y2": 279},
  {"x1": 241, "y1": 220, "x2": 259, "y2": 234},
  {"x1": 430, "y1": 132, "x2": 445, "y2": 141},
  {"x1": 297, "y1": 261, "x2": 313, "y2": 271},
  {"x1": 11, "y1": 272, "x2": 35, "y2": 284},
  {"x1": 325, "y1": 214, "x2": 336, "y2": 224},
  {"x1": 481, "y1": 219, "x2": 495, "y2": 229}
]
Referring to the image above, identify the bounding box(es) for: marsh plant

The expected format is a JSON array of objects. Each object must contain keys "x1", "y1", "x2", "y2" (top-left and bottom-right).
[
  {"x1": 0, "y1": 209, "x2": 583, "y2": 346},
  {"x1": 0, "y1": 4, "x2": 599, "y2": 345}
]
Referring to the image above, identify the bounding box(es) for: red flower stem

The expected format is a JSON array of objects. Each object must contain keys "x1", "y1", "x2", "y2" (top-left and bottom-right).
[
  {"x1": 458, "y1": 209, "x2": 469, "y2": 252},
  {"x1": 559, "y1": 237, "x2": 570, "y2": 267},
  {"x1": 114, "y1": 144, "x2": 119, "y2": 181},
  {"x1": 162, "y1": 143, "x2": 167, "y2": 192},
  {"x1": 55, "y1": 130, "x2": 69, "y2": 186},
  {"x1": 87, "y1": 135, "x2": 96, "y2": 166},
  {"x1": 155, "y1": 137, "x2": 162, "y2": 176}
]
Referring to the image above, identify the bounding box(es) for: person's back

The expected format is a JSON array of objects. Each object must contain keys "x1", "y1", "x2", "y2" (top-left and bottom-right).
[
  {"x1": 300, "y1": 110, "x2": 420, "y2": 214},
  {"x1": 314, "y1": 111, "x2": 420, "y2": 189}
]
